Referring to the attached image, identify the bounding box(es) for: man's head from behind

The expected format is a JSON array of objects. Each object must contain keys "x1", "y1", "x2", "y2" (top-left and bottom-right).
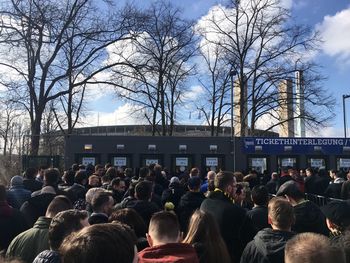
[
  {"x1": 268, "y1": 197, "x2": 295, "y2": 231},
  {"x1": 49, "y1": 209, "x2": 89, "y2": 250},
  {"x1": 285, "y1": 232, "x2": 345, "y2": 263},
  {"x1": 251, "y1": 185, "x2": 269, "y2": 206},
  {"x1": 135, "y1": 181, "x2": 152, "y2": 201},
  {"x1": 46, "y1": 195, "x2": 73, "y2": 219},
  {"x1": 44, "y1": 168, "x2": 60, "y2": 187},
  {"x1": 91, "y1": 191, "x2": 114, "y2": 215},
  {"x1": 147, "y1": 211, "x2": 181, "y2": 246},
  {"x1": 276, "y1": 181, "x2": 304, "y2": 204},
  {"x1": 214, "y1": 171, "x2": 236, "y2": 198}
]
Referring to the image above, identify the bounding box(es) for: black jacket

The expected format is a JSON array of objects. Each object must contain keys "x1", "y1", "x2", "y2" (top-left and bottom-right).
[
  {"x1": 126, "y1": 200, "x2": 160, "y2": 228},
  {"x1": 246, "y1": 206, "x2": 269, "y2": 232},
  {"x1": 23, "y1": 179, "x2": 43, "y2": 193},
  {"x1": 293, "y1": 200, "x2": 329, "y2": 236},
  {"x1": 177, "y1": 191, "x2": 206, "y2": 232},
  {"x1": 240, "y1": 228, "x2": 295, "y2": 263},
  {"x1": 200, "y1": 190, "x2": 256, "y2": 262},
  {"x1": 32, "y1": 250, "x2": 61, "y2": 263},
  {"x1": 161, "y1": 182, "x2": 186, "y2": 208},
  {"x1": 88, "y1": 213, "x2": 109, "y2": 225}
]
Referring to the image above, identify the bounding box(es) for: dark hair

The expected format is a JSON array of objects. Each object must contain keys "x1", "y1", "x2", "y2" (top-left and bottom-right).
[
  {"x1": 63, "y1": 169, "x2": 75, "y2": 185},
  {"x1": 60, "y1": 223, "x2": 137, "y2": 263},
  {"x1": 91, "y1": 191, "x2": 113, "y2": 212},
  {"x1": 71, "y1": 164, "x2": 79, "y2": 172},
  {"x1": 43, "y1": 168, "x2": 60, "y2": 187},
  {"x1": 74, "y1": 170, "x2": 87, "y2": 185},
  {"x1": 95, "y1": 164, "x2": 104, "y2": 172},
  {"x1": 139, "y1": 167, "x2": 150, "y2": 178},
  {"x1": 135, "y1": 181, "x2": 152, "y2": 201},
  {"x1": 215, "y1": 171, "x2": 234, "y2": 190},
  {"x1": 0, "y1": 184, "x2": 6, "y2": 201},
  {"x1": 109, "y1": 208, "x2": 147, "y2": 238},
  {"x1": 149, "y1": 211, "x2": 180, "y2": 243},
  {"x1": 183, "y1": 210, "x2": 231, "y2": 263},
  {"x1": 24, "y1": 167, "x2": 37, "y2": 179},
  {"x1": 251, "y1": 185, "x2": 269, "y2": 206},
  {"x1": 105, "y1": 167, "x2": 117, "y2": 180},
  {"x1": 111, "y1": 177, "x2": 124, "y2": 187},
  {"x1": 49, "y1": 209, "x2": 88, "y2": 250},
  {"x1": 46, "y1": 195, "x2": 73, "y2": 218}
]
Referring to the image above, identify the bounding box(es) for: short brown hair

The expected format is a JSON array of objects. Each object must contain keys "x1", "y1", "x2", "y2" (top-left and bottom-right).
[
  {"x1": 60, "y1": 223, "x2": 137, "y2": 263},
  {"x1": 268, "y1": 197, "x2": 295, "y2": 230},
  {"x1": 149, "y1": 211, "x2": 180, "y2": 243},
  {"x1": 215, "y1": 171, "x2": 235, "y2": 190},
  {"x1": 285, "y1": 232, "x2": 345, "y2": 263}
]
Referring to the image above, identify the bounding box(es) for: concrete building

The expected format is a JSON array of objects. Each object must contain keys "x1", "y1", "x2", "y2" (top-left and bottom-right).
[{"x1": 278, "y1": 79, "x2": 295, "y2": 137}]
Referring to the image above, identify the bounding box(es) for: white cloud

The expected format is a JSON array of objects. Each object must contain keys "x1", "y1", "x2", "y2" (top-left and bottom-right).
[
  {"x1": 317, "y1": 7, "x2": 350, "y2": 65},
  {"x1": 307, "y1": 127, "x2": 344, "y2": 138},
  {"x1": 182, "y1": 85, "x2": 205, "y2": 102},
  {"x1": 79, "y1": 103, "x2": 146, "y2": 127}
]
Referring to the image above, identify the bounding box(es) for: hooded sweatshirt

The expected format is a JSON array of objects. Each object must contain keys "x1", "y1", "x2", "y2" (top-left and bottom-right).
[
  {"x1": 138, "y1": 243, "x2": 199, "y2": 263},
  {"x1": 240, "y1": 228, "x2": 294, "y2": 263}
]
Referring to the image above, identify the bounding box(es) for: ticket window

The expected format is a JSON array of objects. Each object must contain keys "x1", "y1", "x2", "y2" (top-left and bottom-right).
[
  {"x1": 204, "y1": 156, "x2": 224, "y2": 173},
  {"x1": 307, "y1": 158, "x2": 326, "y2": 170},
  {"x1": 173, "y1": 157, "x2": 191, "y2": 176},
  {"x1": 113, "y1": 157, "x2": 128, "y2": 169},
  {"x1": 278, "y1": 157, "x2": 297, "y2": 171},
  {"x1": 248, "y1": 157, "x2": 267, "y2": 174},
  {"x1": 81, "y1": 157, "x2": 96, "y2": 166},
  {"x1": 337, "y1": 158, "x2": 350, "y2": 173}
]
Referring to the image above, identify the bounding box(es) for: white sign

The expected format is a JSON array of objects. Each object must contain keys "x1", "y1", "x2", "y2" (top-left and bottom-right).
[
  {"x1": 82, "y1": 157, "x2": 95, "y2": 166},
  {"x1": 281, "y1": 158, "x2": 295, "y2": 167},
  {"x1": 114, "y1": 157, "x2": 127, "y2": 167},
  {"x1": 340, "y1": 158, "x2": 350, "y2": 168},
  {"x1": 310, "y1": 158, "x2": 324, "y2": 168},
  {"x1": 206, "y1": 157, "x2": 218, "y2": 167},
  {"x1": 176, "y1": 157, "x2": 188, "y2": 166},
  {"x1": 145, "y1": 159, "x2": 159, "y2": 166},
  {"x1": 252, "y1": 158, "x2": 265, "y2": 167}
]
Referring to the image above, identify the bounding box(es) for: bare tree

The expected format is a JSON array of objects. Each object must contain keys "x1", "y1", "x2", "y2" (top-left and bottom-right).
[
  {"x1": 0, "y1": 0, "x2": 138, "y2": 154},
  {"x1": 195, "y1": 0, "x2": 334, "y2": 136},
  {"x1": 108, "y1": 1, "x2": 197, "y2": 136}
]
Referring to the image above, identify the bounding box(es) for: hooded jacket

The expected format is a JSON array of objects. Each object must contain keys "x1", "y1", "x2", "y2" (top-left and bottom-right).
[
  {"x1": 293, "y1": 200, "x2": 329, "y2": 236},
  {"x1": 138, "y1": 243, "x2": 199, "y2": 263},
  {"x1": 240, "y1": 228, "x2": 295, "y2": 263}
]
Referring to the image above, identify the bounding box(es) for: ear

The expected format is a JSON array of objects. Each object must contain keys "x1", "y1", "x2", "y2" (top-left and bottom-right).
[
  {"x1": 326, "y1": 218, "x2": 335, "y2": 231},
  {"x1": 146, "y1": 233, "x2": 153, "y2": 247},
  {"x1": 268, "y1": 215, "x2": 273, "y2": 226}
]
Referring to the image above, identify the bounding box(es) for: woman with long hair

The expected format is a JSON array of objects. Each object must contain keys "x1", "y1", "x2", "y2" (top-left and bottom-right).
[{"x1": 183, "y1": 209, "x2": 231, "y2": 263}]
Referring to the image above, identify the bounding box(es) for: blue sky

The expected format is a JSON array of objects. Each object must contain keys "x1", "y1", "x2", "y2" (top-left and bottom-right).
[{"x1": 87, "y1": 0, "x2": 350, "y2": 137}]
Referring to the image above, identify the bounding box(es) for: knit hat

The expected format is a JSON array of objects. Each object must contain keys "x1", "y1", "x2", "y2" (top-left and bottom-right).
[
  {"x1": 10, "y1": 176, "x2": 23, "y2": 187},
  {"x1": 170, "y1": 177, "x2": 180, "y2": 184}
]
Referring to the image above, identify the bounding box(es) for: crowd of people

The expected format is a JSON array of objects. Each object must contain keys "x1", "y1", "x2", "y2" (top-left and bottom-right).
[{"x1": 1, "y1": 163, "x2": 350, "y2": 263}]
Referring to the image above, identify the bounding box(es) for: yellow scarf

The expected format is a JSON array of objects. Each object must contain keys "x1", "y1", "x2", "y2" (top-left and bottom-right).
[{"x1": 214, "y1": 188, "x2": 235, "y2": 204}]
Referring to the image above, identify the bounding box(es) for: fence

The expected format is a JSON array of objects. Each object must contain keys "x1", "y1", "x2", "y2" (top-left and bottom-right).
[{"x1": 269, "y1": 193, "x2": 344, "y2": 207}]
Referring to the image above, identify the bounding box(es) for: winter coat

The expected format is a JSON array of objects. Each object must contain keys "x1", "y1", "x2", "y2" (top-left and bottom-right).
[
  {"x1": 33, "y1": 250, "x2": 61, "y2": 263},
  {"x1": 161, "y1": 182, "x2": 186, "y2": 208},
  {"x1": 6, "y1": 216, "x2": 51, "y2": 263},
  {"x1": 6, "y1": 186, "x2": 31, "y2": 209},
  {"x1": 293, "y1": 200, "x2": 329, "y2": 236},
  {"x1": 126, "y1": 200, "x2": 160, "y2": 228},
  {"x1": 246, "y1": 206, "x2": 269, "y2": 232},
  {"x1": 200, "y1": 190, "x2": 256, "y2": 262},
  {"x1": 177, "y1": 191, "x2": 205, "y2": 232},
  {"x1": 240, "y1": 228, "x2": 295, "y2": 263},
  {"x1": 138, "y1": 243, "x2": 199, "y2": 263}
]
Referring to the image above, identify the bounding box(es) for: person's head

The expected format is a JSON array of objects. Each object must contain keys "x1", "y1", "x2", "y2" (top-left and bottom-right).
[
  {"x1": 329, "y1": 169, "x2": 337, "y2": 179},
  {"x1": 276, "y1": 181, "x2": 304, "y2": 204},
  {"x1": 124, "y1": 168, "x2": 134, "y2": 178},
  {"x1": 188, "y1": 176, "x2": 201, "y2": 192},
  {"x1": 183, "y1": 210, "x2": 231, "y2": 263},
  {"x1": 285, "y1": 232, "x2": 345, "y2": 263},
  {"x1": 268, "y1": 197, "x2": 295, "y2": 231},
  {"x1": 63, "y1": 169, "x2": 75, "y2": 185},
  {"x1": 233, "y1": 172, "x2": 244, "y2": 182},
  {"x1": 0, "y1": 184, "x2": 6, "y2": 201},
  {"x1": 101, "y1": 175, "x2": 110, "y2": 185},
  {"x1": 305, "y1": 168, "x2": 313, "y2": 177},
  {"x1": 214, "y1": 171, "x2": 236, "y2": 198},
  {"x1": 94, "y1": 164, "x2": 104, "y2": 177},
  {"x1": 85, "y1": 188, "x2": 106, "y2": 205},
  {"x1": 207, "y1": 171, "x2": 216, "y2": 181},
  {"x1": 60, "y1": 223, "x2": 137, "y2": 263},
  {"x1": 49, "y1": 209, "x2": 89, "y2": 250},
  {"x1": 139, "y1": 167, "x2": 150, "y2": 179},
  {"x1": 10, "y1": 176, "x2": 24, "y2": 188},
  {"x1": 38, "y1": 165, "x2": 47, "y2": 176},
  {"x1": 251, "y1": 185, "x2": 269, "y2": 206},
  {"x1": 190, "y1": 167, "x2": 199, "y2": 177},
  {"x1": 88, "y1": 175, "x2": 100, "y2": 187},
  {"x1": 105, "y1": 167, "x2": 117, "y2": 180},
  {"x1": 24, "y1": 167, "x2": 37, "y2": 179},
  {"x1": 147, "y1": 211, "x2": 181, "y2": 246},
  {"x1": 44, "y1": 168, "x2": 60, "y2": 187},
  {"x1": 111, "y1": 177, "x2": 126, "y2": 193},
  {"x1": 71, "y1": 164, "x2": 79, "y2": 172},
  {"x1": 109, "y1": 208, "x2": 147, "y2": 238},
  {"x1": 91, "y1": 191, "x2": 114, "y2": 215},
  {"x1": 74, "y1": 170, "x2": 87, "y2": 185},
  {"x1": 46, "y1": 195, "x2": 73, "y2": 219},
  {"x1": 321, "y1": 201, "x2": 350, "y2": 232},
  {"x1": 347, "y1": 171, "x2": 350, "y2": 181},
  {"x1": 271, "y1": 172, "x2": 279, "y2": 180},
  {"x1": 135, "y1": 181, "x2": 152, "y2": 201}
]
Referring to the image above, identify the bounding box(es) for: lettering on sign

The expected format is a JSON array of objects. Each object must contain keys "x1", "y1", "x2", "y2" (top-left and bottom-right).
[
  {"x1": 281, "y1": 158, "x2": 295, "y2": 167},
  {"x1": 82, "y1": 157, "x2": 95, "y2": 166},
  {"x1": 340, "y1": 159, "x2": 350, "y2": 168},
  {"x1": 176, "y1": 157, "x2": 188, "y2": 167},
  {"x1": 310, "y1": 158, "x2": 324, "y2": 168},
  {"x1": 206, "y1": 157, "x2": 218, "y2": 167},
  {"x1": 145, "y1": 159, "x2": 159, "y2": 166},
  {"x1": 114, "y1": 157, "x2": 127, "y2": 167}
]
